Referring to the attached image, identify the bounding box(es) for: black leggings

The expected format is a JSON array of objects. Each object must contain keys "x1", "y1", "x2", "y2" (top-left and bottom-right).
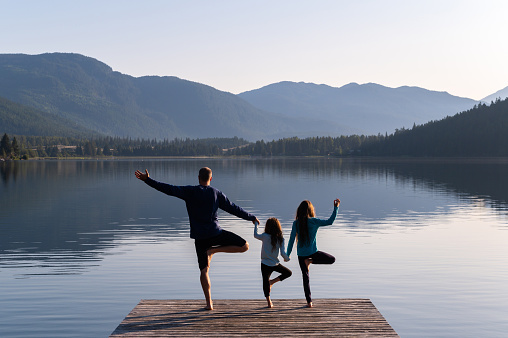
[
  {"x1": 298, "y1": 251, "x2": 335, "y2": 304},
  {"x1": 261, "y1": 263, "x2": 292, "y2": 297}
]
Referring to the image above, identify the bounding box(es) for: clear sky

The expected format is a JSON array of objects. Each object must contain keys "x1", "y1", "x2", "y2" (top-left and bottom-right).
[{"x1": 1, "y1": 0, "x2": 507, "y2": 100}]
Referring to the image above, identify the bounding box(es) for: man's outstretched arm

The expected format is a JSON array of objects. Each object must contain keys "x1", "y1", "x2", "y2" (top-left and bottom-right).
[
  {"x1": 135, "y1": 169, "x2": 188, "y2": 200},
  {"x1": 218, "y1": 192, "x2": 259, "y2": 224}
]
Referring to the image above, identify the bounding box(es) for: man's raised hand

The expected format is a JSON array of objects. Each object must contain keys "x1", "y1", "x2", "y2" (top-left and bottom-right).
[{"x1": 135, "y1": 169, "x2": 149, "y2": 181}]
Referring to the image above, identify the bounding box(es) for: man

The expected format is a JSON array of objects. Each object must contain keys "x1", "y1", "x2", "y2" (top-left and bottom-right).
[{"x1": 135, "y1": 167, "x2": 259, "y2": 310}]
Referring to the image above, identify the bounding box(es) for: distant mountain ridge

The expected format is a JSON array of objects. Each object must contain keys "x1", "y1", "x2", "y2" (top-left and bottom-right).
[
  {"x1": 481, "y1": 85, "x2": 508, "y2": 104},
  {"x1": 0, "y1": 53, "x2": 503, "y2": 140},
  {"x1": 0, "y1": 53, "x2": 350, "y2": 140},
  {"x1": 238, "y1": 81, "x2": 479, "y2": 135}
]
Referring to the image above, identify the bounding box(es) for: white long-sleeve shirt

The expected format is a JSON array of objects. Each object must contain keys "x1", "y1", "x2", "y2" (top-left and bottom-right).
[{"x1": 254, "y1": 223, "x2": 290, "y2": 266}]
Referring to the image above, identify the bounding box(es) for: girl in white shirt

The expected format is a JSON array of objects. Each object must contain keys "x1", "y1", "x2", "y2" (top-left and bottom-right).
[{"x1": 254, "y1": 217, "x2": 292, "y2": 308}]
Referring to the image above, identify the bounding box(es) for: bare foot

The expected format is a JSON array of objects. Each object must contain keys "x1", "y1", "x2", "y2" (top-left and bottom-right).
[
  {"x1": 269, "y1": 276, "x2": 280, "y2": 286},
  {"x1": 205, "y1": 301, "x2": 214, "y2": 311},
  {"x1": 266, "y1": 297, "x2": 273, "y2": 308},
  {"x1": 206, "y1": 248, "x2": 215, "y2": 266},
  {"x1": 306, "y1": 302, "x2": 313, "y2": 308},
  {"x1": 305, "y1": 258, "x2": 312, "y2": 270}
]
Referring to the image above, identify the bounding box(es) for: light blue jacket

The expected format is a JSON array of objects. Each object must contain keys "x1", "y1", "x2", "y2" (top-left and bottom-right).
[
  {"x1": 286, "y1": 206, "x2": 338, "y2": 257},
  {"x1": 254, "y1": 223, "x2": 290, "y2": 266}
]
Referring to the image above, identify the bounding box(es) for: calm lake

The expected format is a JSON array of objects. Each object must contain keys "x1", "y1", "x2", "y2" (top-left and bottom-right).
[{"x1": 1, "y1": 158, "x2": 507, "y2": 337}]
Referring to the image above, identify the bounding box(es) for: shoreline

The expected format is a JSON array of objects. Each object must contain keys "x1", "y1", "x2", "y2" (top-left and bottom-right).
[{"x1": 3, "y1": 155, "x2": 508, "y2": 164}]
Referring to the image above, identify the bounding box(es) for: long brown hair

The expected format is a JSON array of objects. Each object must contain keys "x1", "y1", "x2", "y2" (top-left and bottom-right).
[
  {"x1": 296, "y1": 200, "x2": 315, "y2": 245},
  {"x1": 264, "y1": 217, "x2": 284, "y2": 251}
]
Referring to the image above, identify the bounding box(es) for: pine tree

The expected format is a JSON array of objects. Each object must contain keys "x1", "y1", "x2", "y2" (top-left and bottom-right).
[
  {"x1": 36, "y1": 145, "x2": 48, "y2": 157},
  {"x1": 49, "y1": 146, "x2": 59, "y2": 157},
  {"x1": 1, "y1": 133, "x2": 11, "y2": 158},
  {"x1": 84, "y1": 141, "x2": 96, "y2": 156},
  {"x1": 102, "y1": 144, "x2": 111, "y2": 156},
  {"x1": 11, "y1": 137, "x2": 20, "y2": 158},
  {"x1": 75, "y1": 146, "x2": 83, "y2": 156}
]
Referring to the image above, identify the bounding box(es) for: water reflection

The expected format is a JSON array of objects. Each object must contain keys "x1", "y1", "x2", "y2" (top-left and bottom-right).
[
  {"x1": 0, "y1": 160, "x2": 190, "y2": 276},
  {"x1": 1, "y1": 158, "x2": 507, "y2": 277},
  {"x1": 3, "y1": 158, "x2": 508, "y2": 207}
]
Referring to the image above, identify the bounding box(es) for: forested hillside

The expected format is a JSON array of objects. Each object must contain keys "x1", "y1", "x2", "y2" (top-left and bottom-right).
[
  {"x1": 362, "y1": 98, "x2": 508, "y2": 156},
  {"x1": 0, "y1": 96, "x2": 98, "y2": 137},
  {"x1": 228, "y1": 98, "x2": 508, "y2": 157}
]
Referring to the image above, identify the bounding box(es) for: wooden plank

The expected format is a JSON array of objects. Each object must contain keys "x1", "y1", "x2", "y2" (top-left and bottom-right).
[{"x1": 110, "y1": 299, "x2": 398, "y2": 337}]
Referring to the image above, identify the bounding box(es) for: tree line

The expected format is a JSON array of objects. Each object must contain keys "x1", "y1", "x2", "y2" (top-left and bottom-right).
[
  {"x1": 0, "y1": 134, "x2": 251, "y2": 159},
  {"x1": 0, "y1": 132, "x2": 383, "y2": 159},
  {"x1": 360, "y1": 98, "x2": 508, "y2": 156},
  {"x1": 226, "y1": 135, "x2": 378, "y2": 156},
  {"x1": 2, "y1": 97, "x2": 507, "y2": 160},
  {"x1": 0, "y1": 132, "x2": 381, "y2": 159}
]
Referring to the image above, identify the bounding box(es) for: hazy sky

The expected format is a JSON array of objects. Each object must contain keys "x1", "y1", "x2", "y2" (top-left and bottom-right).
[{"x1": 2, "y1": 0, "x2": 507, "y2": 100}]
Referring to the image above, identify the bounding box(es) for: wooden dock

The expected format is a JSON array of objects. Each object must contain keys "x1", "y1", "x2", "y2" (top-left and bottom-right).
[{"x1": 110, "y1": 298, "x2": 398, "y2": 337}]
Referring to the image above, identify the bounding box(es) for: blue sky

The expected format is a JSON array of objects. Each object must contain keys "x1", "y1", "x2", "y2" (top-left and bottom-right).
[{"x1": 1, "y1": 0, "x2": 507, "y2": 100}]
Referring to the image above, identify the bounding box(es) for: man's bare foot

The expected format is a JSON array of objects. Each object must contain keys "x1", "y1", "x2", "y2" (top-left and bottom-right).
[
  {"x1": 206, "y1": 248, "x2": 215, "y2": 266},
  {"x1": 205, "y1": 301, "x2": 214, "y2": 311},
  {"x1": 266, "y1": 297, "x2": 273, "y2": 308},
  {"x1": 306, "y1": 302, "x2": 313, "y2": 308}
]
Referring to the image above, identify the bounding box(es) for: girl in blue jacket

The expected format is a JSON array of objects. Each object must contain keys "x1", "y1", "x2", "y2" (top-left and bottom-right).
[{"x1": 287, "y1": 198, "x2": 340, "y2": 307}]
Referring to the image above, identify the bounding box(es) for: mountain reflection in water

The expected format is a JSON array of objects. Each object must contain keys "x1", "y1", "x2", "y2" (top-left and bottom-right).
[{"x1": 1, "y1": 158, "x2": 507, "y2": 276}]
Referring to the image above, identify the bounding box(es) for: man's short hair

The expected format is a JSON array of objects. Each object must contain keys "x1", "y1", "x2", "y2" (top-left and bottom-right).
[{"x1": 199, "y1": 167, "x2": 212, "y2": 182}]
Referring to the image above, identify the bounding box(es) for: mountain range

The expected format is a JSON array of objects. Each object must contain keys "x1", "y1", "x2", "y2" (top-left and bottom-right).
[
  {"x1": 0, "y1": 52, "x2": 502, "y2": 140},
  {"x1": 0, "y1": 53, "x2": 346, "y2": 140},
  {"x1": 238, "y1": 82, "x2": 478, "y2": 135}
]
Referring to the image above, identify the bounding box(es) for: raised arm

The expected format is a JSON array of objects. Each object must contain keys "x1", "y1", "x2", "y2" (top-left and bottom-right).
[
  {"x1": 135, "y1": 169, "x2": 189, "y2": 200},
  {"x1": 313, "y1": 198, "x2": 341, "y2": 227}
]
